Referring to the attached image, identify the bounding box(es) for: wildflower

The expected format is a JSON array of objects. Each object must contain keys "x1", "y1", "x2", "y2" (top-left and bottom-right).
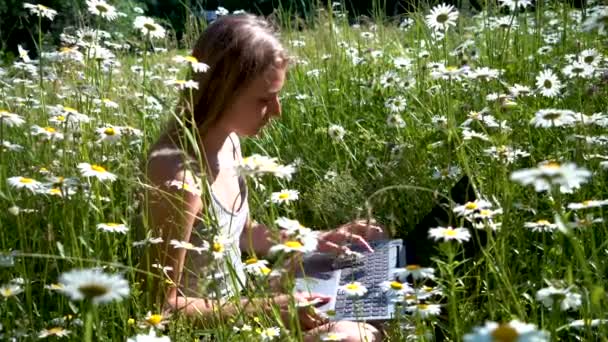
[
  {"x1": 58, "y1": 268, "x2": 130, "y2": 304},
  {"x1": 210, "y1": 236, "x2": 230, "y2": 260},
  {"x1": 380, "y1": 280, "x2": 413, "y2": 298},
  {"x1": 77, "y1": 163, "x2": 118, "y2": 182},
  {"x1": 524, "y1": 219, "x2": 557, "y2": 232},
  {"x1": 531, "y1": 109, "x2": 576, "y2": 128},
  {"x1": 321, "y1": 332, "x2": 348, "y2": 341},
  {"x1": 31, "y1": 125, "x2": 64, "y2": 140},
  {"x1": 462, "y1": 128, "x2": 490, "y2": 141},
  {"x1": 406, "y1": 303, "x2": 442, "y2": 319},
  {"x1": 270, "y1": 189, "x2": 299, "y2": 204},
  {"x1": 127, "y1": 329, "x2": 171, "y2": 342},
  {"x1": 508, "y1": 84, "x2": 532, "y2": 97},
  {"x1": 453, "y1": 200, "x2": 493, "y2": 217},
  {"x1": 275, "y1": 217, "x2": 311, "y2": 235},
  {"x1": 86, "y1": 0, "x2": 118, "y2": 21},
  {"x1": 259, "y1": 327, "x2": 281, "y2": 341},
  {"x1": 578, "y1": 48, "x2": 601, "y2": 66},
  {"x1": 169, "y1": 240, "x2": 208, "y2": 254},
  {"x1": 535, "y1": 69, "x2": 562, "y2": 98},
  {"x1": 97, "y1": 223, "x2": 129, "y2": 234},
  {"x1": 328, "y1": 124, "x2": 346, "y2": 141},
  {"x1": 464, "y1": 320, "x2": 549, "y2": 342},
  {"x1": 562, "y1": 61, "x2": 594, "y2": 79},
  {"x1": 393, "y1": 265, "x2": 436, "y2": 281},
  {"x1": 141, "y1": 312, "x2": 169, "y2": 330},
  {"x1": 386, "y1": 114, "x2": 406, "y2": 128},
  {"x1": 7, "y1": 176, "x2": 42, "y2": 192},
  {"x1": 510, "y1": 161, "x2": 592, "y2": 193},
  {"x1": 166, "y1": 179, "x2": 202, "y2": 196},
  {"x1": 572, "y1": 214, "x2": 603, "y2": 229},
  {"x1": 385, "y1": 96, "x2": 407, "y2": 113},
  {"x1": 484, "y1": 145, "x2": 530, "y2": 164},
  {"x1": 96, "y1": 126, "x2": 122, "y2": 143},
  {"x1": 425, "y1": 3, "x2": 459, "y2": 31},
  {"x1": 339, "y1": 281, "x2": 368, "y2": 298},
  {"x1": 569, "y1": 319, "x2": 608, "y2": 329},
  {"x1": 164, "y1": 79, "x2": 199, "y2": 90},
  {"x1": 269, "y1": 237, "x2": 317, "y2": 255},
  {"x1": 134, "y1": 16, "x2": 166, "y2": 39},
  {"x1": 429, "y1": 226, "x2": 471, "y2": 243},
  {"x1": 173, "y1": 55, "x2": 210, "y2": 73},
  {"x1": 468, "y1": 67, "x2": 501, "y2": 81},
  {"x1": 244, "y1": 257, "x2": 272, "y2": 276},
  {"x1": 536, "y1": 286, "x2": 582, "y2": 311},
  {"x1": 0, "y1": 283, "x2": 23, "y2": 298},
  {"x1": 39, "y1": 327, "x2": 71, "y2": 338},
  {"x1": 414, "y1": 285, "x2": 444, "y2": 300},
  {"x1": 498, "y1": 0, "x2": 533, "y2": 11},
  {"x1": 567, "y1": 199, "x2": 608, "y2": 210},
  {"x1": 23, "y1": 3, "x2": 58, "y2": 20}
]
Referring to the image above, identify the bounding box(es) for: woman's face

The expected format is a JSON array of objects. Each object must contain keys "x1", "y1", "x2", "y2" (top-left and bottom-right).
[{"x1": 219, "y1": 65, "x2": 286, "y2": 137}]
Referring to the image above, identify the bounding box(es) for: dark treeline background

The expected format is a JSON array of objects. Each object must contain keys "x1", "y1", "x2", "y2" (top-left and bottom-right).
[{"x1": 0, "y1": 0, "x2": 452, "y2": 60}]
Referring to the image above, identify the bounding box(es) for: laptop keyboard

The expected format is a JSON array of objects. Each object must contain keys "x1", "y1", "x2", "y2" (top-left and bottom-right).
[{"x1": 332, "y1": 240, "x2": 401, "y2": 321}]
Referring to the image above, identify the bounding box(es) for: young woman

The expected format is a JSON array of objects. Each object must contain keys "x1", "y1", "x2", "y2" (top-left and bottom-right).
[{"x1": 144, "y1": 14, "x2": 387, "y2": 341}]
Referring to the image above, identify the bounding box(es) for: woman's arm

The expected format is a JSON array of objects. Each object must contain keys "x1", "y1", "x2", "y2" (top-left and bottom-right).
[{"x1": 239, "y1": 218, "x2": 290, "y2": 257}]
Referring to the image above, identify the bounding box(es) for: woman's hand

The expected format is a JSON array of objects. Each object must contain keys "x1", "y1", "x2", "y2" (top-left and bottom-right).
[
  {"x1": 316, "y1": 219, "x2": 388, "y2": 255},
  {"x1": 275, "y1": 292, "x2": 330, "y2": 330}
]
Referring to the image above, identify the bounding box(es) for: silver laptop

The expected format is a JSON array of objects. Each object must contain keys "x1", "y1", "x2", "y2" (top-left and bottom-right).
[{"x1": 294, "y1": 239, "x2": 406, "y2": 322}]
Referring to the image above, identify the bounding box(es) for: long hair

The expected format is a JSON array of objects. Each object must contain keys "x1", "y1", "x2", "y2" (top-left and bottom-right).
[{"x1": 166, "y1": 14, "x2": 289, "y2": 138}]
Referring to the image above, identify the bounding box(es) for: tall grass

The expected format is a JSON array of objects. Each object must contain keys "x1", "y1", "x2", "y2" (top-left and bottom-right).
[{"x1": 1, "y1": 0, "x2": 607, "y2": 340}]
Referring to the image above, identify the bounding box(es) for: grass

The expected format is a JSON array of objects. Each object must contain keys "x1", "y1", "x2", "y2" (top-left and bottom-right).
[{"x1": 1, "y1": 0, "x2": 607, "y2": 340}]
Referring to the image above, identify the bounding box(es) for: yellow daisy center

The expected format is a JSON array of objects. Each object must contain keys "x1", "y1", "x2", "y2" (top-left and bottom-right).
[
  {"x1": 60, "y1": 47, "x2": 74, "y2": 53},
  {"x1": 19, "y1": 177, "x2": 35, "y2": 184},
  {"x1": 1, "y1": 288, "x2": 13, "y2": 296},
  {"x1": 491, "y1": 324, "x2": 518, "y2": 342},
  {"x1": 537, "y1": 219, "x2": 550, "y2": 225},
  {"x1": 56, "y1": 115, "x2": 66, "y2": 122},
  {"x1": 104, "y1": 127, "x2": 116, "y2": 135},
  {"x1": 542, "y1": 162, "x2": 560, "y2": 169},
  {"x1": 213, "y1": 242, "x2": 223, "y2": 253},
  {"x1": 345, "y1": 283, "x2": 360, "y2": 291},
  {"x1": 390, "y1": 281, "x2": 403, "y2": 290},
  {"x1": 44, "y1": 127, "x2": 56, "y2": 133},
  {"x1": 184, "y1": 56, "x2": 198, "y2": 63},
  {"x1": 479, "y1": 209, "x2": 491, "y2": 216},
  {"x1": 582, "y1": 200, "x2": 592, "y2": 206},
  {"x1": 285, "y1": 241, "x2": 303, "y2": 249},
  {"x1": 91, "y1": 165, "x2": 107, "y2": 173},
  {"x1": 63, "y1": 106, "x2": 77, "y2": 113},
  {"x1": 444, "y1": 229, "x2": 458, "y2": 237},
  {"x1": 278, "y1": 193, "x2": 289, "y2": 199},
  {"x1": 465, "y1": 202, "x2": 478, "y2": 210},
  {"x1": 260, "y1": 267, "x2": 271, "y2": 275},
  {"x1": 245, "y1": 257, "x2": 258, "y2": 265},
  {"x1": 144, "y1": 23, "x2": 158, "y2": 31},
  {"x1": 49, "y1": 188, "x2": 62, "y2": 195},
  {"x1": 146, "y1": 314, "x2": 163, "y2": 325},
  {"x1": 406, "y1": 264, "x2": 421, "y2": 270},
  {"x1": 47, "y1": 327, "x2": 64, "y2": 335},
  {"x1": 417, "y1": 304, "x2": 429, "y2": 310},
  {"x1": 77, "y1": 283, "x2": 109, "y2": 298},
  {"x1": 95, "y1": 4, "x2": 108, "y2": 12}
]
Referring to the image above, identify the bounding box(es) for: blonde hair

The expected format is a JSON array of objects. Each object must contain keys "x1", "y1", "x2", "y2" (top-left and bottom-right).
[{"x1": 169, "y1": 14, "x2": 289, "y2": 137}]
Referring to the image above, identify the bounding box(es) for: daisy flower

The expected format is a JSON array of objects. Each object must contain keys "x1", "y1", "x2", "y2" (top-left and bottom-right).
[
  {"x1": 393, "y1": 265, "x2": 436, "y2": 281},
  {"x1": 172, "y1": 55, "x2": 210, "y2": 73},
  {"x1": 321, "y1": 332, "x2": 348, "y2": 341},
  {"x1": 429, "y1": 226, "x2": 471, "y2": 243},
  {"x1": 169, "y1": 240, "x2": 208, "y2": 254},
  {"x1": 96, "y1": 126, "x2": 122, "y2": 143},
  {"x1": 339, "y1": 281, "x2": 368, "y2": 298},
  {"x1": 7, "y1": 176, "x2": 42, "y2": 192},
  {"x1": 510, "y1": 161, "x2": 591, "y2": 194},
  {"x1": 498, "y1": 0, "x2": 533, "y2": 11},
  {"x1": 39, "y1": 327, "x2": 71, "y2": 338},
  {"x1": 58, "y1": 268, "x2": 130, "y2": 304},
  {"x1": 164, "y1": 79, "x2": 199, "y2": 90},
  {"x1": 414, "y1": 285, "x2": 444, "y2": 300},
  {"x1": 259, "y1": 327, "x2": 281, "y2": 341},
  {"x1": 31, "y1": 125, "x2": 64, "y2": 140},
  {"x1": 453, "y1": 200, "x2": 493, "y2": 217},
  {"x1": 535, "y1": 69, "x2": 562, "y2": 98},
  {"x1": 524, "y1": 219, "x2": 557, "y2": 232},
  {"x1": 328, "y1": 124, "x2": 346, "y2": 142},
  {"x1": 386, "y1": 114, "x2": 406, "y2": 128},
  {"x1": 425, "y1": 3, "x2": 459, "y2": 31},
  {"x1": 406, "y1": 303, "x2": 442, "y2": 319},
  {"x1": 0, "y1": 110, "x2": 25, "y2": 127},
  {"x1": 464, "y1": 320, "x2": 549, "y2": 342},
  {"x1": 275, "y1": 217, "x2": 311, "y2": 236},
  {"x1": 535, "y1": 286, "x2": 582, "y2": 311},
  {"x1": 380, "y1": 280, "x2": 413, "y2": 297},
  {"x1": 127, "y1": 329, "x2": 171, "y2": 342},
  {"x1": 0, "y1": 283, "x2": 23, "y2": 298},
  {"x1": 531, "y1": 109, "x2": 576, "y2": 128},
  {"x1": 385, "y1": 96, "x2": 407, "y2": 113},
  {"x1": 86, "y1": 0, "x2": 118, "y2": 21},
  {"x1": 134, "y1": 16, "x2": 166, "y2": 39},
  {"x1": 23, "y1": 3, "x2": 58, "y2": 20},
  {"x1": 270, "y1": 189, "x2": 299, "y2": 204},
  {"x1": 508, "y1": 84, "x2": 533, "y2": 97},
  {"x1": 166, "y1": 179, "x2": 203, "y2": 196},
  {"x1": 97, "y1": 222, "x2": 129, "y2": 234},
  {"x1": 269, "y1": 237, "x2": 317, "y2": 255},
  {"x1": 210, "y1": 236, "x2": 230, "y2": 259},
  {"x1": 77, "y1": 163, "x2": 118, "y2": 182},
  {"x1": 568, "y1": 319, "x2": 608, "y2": 329},
  {"x1": 141, "y1": 312, "x2": 170, "y2": 330},
  {"x1": 567, "y1": 199, "x2": 608, "y2": 210},
  {"x1": 562, "y1": 61, "x2": 594, "y2": 79},
  {"x1": 244, "y1": 257, "x2": 272, "y2": 276}
]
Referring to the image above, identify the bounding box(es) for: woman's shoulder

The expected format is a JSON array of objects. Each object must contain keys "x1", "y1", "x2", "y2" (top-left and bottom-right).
[{"x1": 145, "y1": 138, "x2": 201, "y2": 188}]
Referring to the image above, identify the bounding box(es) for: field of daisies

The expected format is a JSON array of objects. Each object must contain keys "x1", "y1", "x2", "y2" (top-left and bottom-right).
[{"x1": 1, "y1": 0, "x2": 608, "y2": 341}]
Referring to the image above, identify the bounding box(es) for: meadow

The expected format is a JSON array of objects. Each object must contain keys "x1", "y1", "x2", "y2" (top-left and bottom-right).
[{"x1": 1, "y1": 0, "x2": 607, "y2": 341}]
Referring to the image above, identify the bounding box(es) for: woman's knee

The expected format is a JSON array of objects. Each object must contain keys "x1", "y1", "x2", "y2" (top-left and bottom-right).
[{"x1": 305, "y1": 320, "x2": 381, "y2": 342}]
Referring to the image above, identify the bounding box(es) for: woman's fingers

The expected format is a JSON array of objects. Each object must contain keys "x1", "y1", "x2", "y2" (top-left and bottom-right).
[{"x1": 316, "y1": 239, "x2": 350, "y2": 255}]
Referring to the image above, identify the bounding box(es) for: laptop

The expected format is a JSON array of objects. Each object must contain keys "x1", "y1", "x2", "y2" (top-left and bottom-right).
[{"x1": 294, "y1": 239, "x2": 406, "y2": 322}]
